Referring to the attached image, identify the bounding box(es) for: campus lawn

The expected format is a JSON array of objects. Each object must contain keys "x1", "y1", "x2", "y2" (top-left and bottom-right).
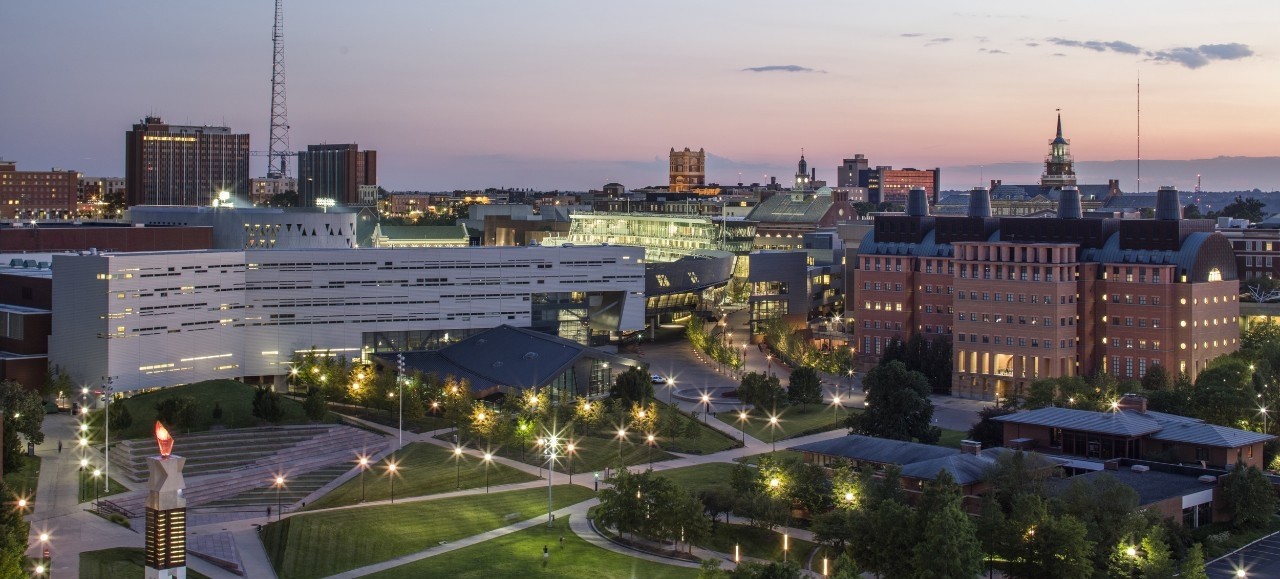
[
  {"x1": 303, "y1": 442, "x2": 539, "y2": 510},
  {"x1": 698, "y1": 522, "x2": 818, "y2": 565},
  {"x1": 736, "y1": 404, "x2": 853, "y2": 444},
  {"x1": 936, "y1": 427, "x2": 969, "y2": 449},
  {"x1": 262, "y1": 485, "x2": 596, "y2": 579},
  {"x1": 654, "y1": 402, "x2": 740, "y2": 455},
  {"x1": 80, "y1": 548, "x2": 212, "y2": 579},
  {"x1": 495, "y1": 433, "x2": 681, "y2": 477},
  {"x1": 656, "y1": 462, "x2": 737, "y2": 496},
  {"x1": 366, "y1": 515, "x2": 700, "y2": 579},
  {"x1": 103, "y1": 380, "x2": 334, "y2": 440},
  {"x1": 2, "y1": 454, "x2": 39, "y2": 502},
  {"x1": 332, "y1": 404, "x2": 454, "y2": 434},
  {"x1": 734, "y1": 450, "x2": 805, "y2": 466}
]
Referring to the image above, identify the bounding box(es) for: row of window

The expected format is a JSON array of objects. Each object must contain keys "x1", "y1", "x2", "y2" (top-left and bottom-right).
[
  {"x1": 1107, "y1": 316, "x2": 1163, "y2": 328},
  {"x1": 957, "y1": 264, "x2": 1076, "y2": 282},
  {"x1": 863, "y1": 301, "x2": 904, "y2": 312},
  {"x1": 956, "y1": 312, "x2": 1075, "y2": 327},
  {"x1": 1105, "y1": 294, "x2": 1163, "y2": 305},
  {"x1": 1100, "y1": 338, "x2": 1162, "y2": 350},
  {"x1": 957, "y1": 334, "x2": 1070, "y2": 349},
  {"x1": 957, "y1": 291, "x2": 1075, "y2": 305}
]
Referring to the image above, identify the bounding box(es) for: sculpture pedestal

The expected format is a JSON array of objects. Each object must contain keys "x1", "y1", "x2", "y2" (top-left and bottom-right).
[{"x1": 144, "y1": 455, "x2": 187, "y2": 579}]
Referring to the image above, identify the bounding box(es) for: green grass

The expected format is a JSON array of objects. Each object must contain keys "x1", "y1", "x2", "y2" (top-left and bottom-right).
[
  {"x1": 3, "y1": 454, "x2": 39, "y2": 502},
  {"x1": 736, "y1": 405, "x2": 853, "y2": 443},
  {"x1": 103, "y1": 380, "x2": 334, "y2": 440},
  {"x1": 657, "y1": 462, "x2": 738, "y2": 496},
  {"x1": 80, "y1": 547, "x2": 212, "y2": 579},
  {"x1": 698, "y1": 523, "x2": 817, "y2": 565},
  {"x1": 734, "y1": 450, "x2": 805, "y2": 466},
  {"x1": 366, "y1": 515, "x2": 700, "y2": 579},
  {"x1": 304, "y1": 443, "x2": 539, "y2": 510},
  {"x1": 936, "y1": 428, "x2": 968, "y2": 449},
  {"x1": 263, "y1": 485, "x2": 596, "y2": 579},
  {"x1": 331, "y1": 404, "x2": 454, "y2": 434},
  {"x1": 656, "y1": 404, "x2": 740, "y2": 455},
  {"x1": 492, "y1": 434, "x2": 680, "y2": 476}
]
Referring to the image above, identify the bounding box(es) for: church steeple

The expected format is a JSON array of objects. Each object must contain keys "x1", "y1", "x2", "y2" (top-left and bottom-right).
[
  {"x1": 794, "y1": 149, "x2": 810, "y2": 191},
  {"x1": 1041, "y1": 110, "x2": 1076, "y2": 189}
]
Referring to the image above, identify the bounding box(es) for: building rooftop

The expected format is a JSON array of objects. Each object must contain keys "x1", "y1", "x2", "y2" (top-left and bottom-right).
[
  {"x1": 901, "y1": 447, "x2": 1066, "y2": 485},
  {"x1": 792, "y1": 434, "x2": 960, "y2": 466},
  {"x1": 747, "y1": 192, "x2": 836, "y2": 223},
  {"x1": 373, "y1": 224, "x2": 469, "y2": 241},
  {"x1": 1049, "y1": 467, "x2": 1215, "y2": 507},
  {"x1": 995, "y1": 406, "x2": 1276, "y2": 448}
]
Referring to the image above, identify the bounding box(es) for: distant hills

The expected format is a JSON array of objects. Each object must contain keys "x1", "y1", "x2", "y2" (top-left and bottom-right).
[{"x1": 942, "y1": 156, "x2": 1280, "y2": 193}]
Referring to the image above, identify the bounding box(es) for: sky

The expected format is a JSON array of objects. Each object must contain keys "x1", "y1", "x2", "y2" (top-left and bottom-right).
[{"x1": 2, "y1": 1, "x2": 1278, "y2": 191}]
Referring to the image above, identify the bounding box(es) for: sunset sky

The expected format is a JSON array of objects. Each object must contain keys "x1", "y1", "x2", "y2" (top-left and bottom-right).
[{"x1": 2, "y1": 0, "x2": 1276, "y2": 191}]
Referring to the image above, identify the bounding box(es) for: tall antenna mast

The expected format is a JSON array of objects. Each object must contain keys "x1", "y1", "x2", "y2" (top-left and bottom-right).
[
  {"x1": 1136, "y1": 69, "x2": 1141, "y2": 195},
  {"x1": 268, "y1": 0, "x2": 290, "y2": 179}
]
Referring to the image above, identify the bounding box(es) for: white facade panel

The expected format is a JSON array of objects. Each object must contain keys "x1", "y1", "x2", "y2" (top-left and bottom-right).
[{"x1": 50, "y1": 245, "x2": 644, "y2": 392}]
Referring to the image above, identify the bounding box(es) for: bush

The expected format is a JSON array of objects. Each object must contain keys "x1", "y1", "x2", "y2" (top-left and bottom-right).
[
  {"x1": 303, "y1": 389, "x2": 328, "y2": 421},
  {"x1": 153, "y1": 396, "x2": 196, "y2": 431},
  {"x1": 252, "y1": 387, "x2": 285, "y2": 423},
  {"x1": 109, "y1": 402, "x2": 133, "y2": 430}
]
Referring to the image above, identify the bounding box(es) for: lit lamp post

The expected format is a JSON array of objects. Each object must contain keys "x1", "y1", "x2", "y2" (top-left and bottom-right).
[
  {"x1": 482, "y1": 452, "x2": 493, "y2": 493},
  {"x1": 386, "y1": 462, "x2": 399, "y2": 503},
  {"x1": 91, "y1": 468, "x2": 102, "y2": 504},
  {"x1": 766, "y1": 355, "x2": 773, "y2": 377},
  {"x1": 737, "y1": 410, "x2": 750, "y2": 446},
  {"x1": 700, "y1": 393, "x2": 712, "y2": 424},
  {"x1": 768, "y1": 414, "x2": 779, "y2": 453},
  {"x1": 666, "y1": 378, "x2": 675, "y2": 404},
  {"x1": 565, "y1": 444, "x2": 576, "y2": 485},
  {"x1": 273, "y1": 475, "x2": 286, "y2": 521},
  {"x1": 615, "y1": 427, "x2": 627, "y2": 460},
  {"x1": 646, "y1": 433, "x2": 656, "y2": 470},
  {"x1": 453, "y1": 445, "x2": 464, "y2": 490},
  {"x1": 1260, "y1": 406, "x2": 1269, "y2": 434},
  {"x1": 79, "y1": 458, "x2": 88, "y2": 502},
  {"x1": 357, "y1": 455, "x2": 369, "y2": 502},
  {"x1": 38, "y1": 532, "x2": 49, "y2": 572}
]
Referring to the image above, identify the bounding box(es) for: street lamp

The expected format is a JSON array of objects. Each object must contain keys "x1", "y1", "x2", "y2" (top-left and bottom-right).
[
  {"x1": 91, "y1": 468, "x2": 101, "y2": 504},
  {"x1": 386, "y1": 461, "x2": 399, "y2": 503},
  {"x1": 482, "y1": 452, "x2": 493, "y2": 493},
  {"x1": 700, "y1": 393, "x2": 712, "y2": 424},
  {"x1": 646, "y1": 433, "x2": 656, "y2": 470},
  {"x1": 766, "y1": 355, "x2": 773, "y2": 377},
  {"x1": 615, "y1": 427, "x2": 627, "y2": 460},
  {"x1": 273, "y1": 475, "x2": 286, "y2": 521},
  {"x1": 666, "y1": 378, "x2": 675, "y2": 404},
  {"x1": 453, "y1": 445, "x2": 464, "y2": 490},
  {"x1": 357, "y1": 455, "x2": 369, "y2": 502},
  {"x1": 1260, "y1": 406, "x2": 1270, "y2": 434},
  {"x1": 565, "y1": 443, "x2": 576, "y2": 485},
  {"x1": 768, "y1": 414, "x2": 779, "y2": 453},
  {"x1": 79, "y1": 458, "x2": 88, "y2": 502},
  {"x1": 737, "y1": 410, "x2": 750, "y2": 446}
]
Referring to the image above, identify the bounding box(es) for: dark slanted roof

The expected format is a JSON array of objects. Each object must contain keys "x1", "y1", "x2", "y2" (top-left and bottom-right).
[
  {"x1": 993, "y1": 407, "x2": 1163, "y2": 437},
  {"x1": 746, "y1": 192, "x2": 834, "y2": 223},
  {"x1": 1049, "y1": 468, "x2": 1214, "y2": 507},
  {"x1": 1148, "y1": 422, "x2": 1275, "y2": 447},
  {"x1": 391, "y1": 325, "x2": 636, "y2": 394},
  {"x1": 792, "y1": 434, "x2": 959, "y2": 466},
  {"x1": 901, "y1": 448, "x2": 1066, "y2": 485}
]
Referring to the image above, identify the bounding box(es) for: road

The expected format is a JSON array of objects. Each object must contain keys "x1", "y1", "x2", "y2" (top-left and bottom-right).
[{"x1": 1206, "y1": 532, "x2": 1280, "y2": 578}]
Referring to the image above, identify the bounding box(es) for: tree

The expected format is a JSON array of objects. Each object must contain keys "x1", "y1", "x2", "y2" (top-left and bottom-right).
[
  {"x1": 1219, "y1": 195, "x2": 1267, "y2": 222},
  {"x1": 786, "y1": 367, "x2": 822, "y2": 410},
  {"x1": 737, "y1": 372, "x2": 785, "y2": 410},
  {"x1": 42, "y1": 366, "x2": 72, "y2": 398},
  {"x1": 967, "y1": 405, "x2": 1013, "y2": 448},
  {"x1": 155, "y1": 396, "x2": 197, "y2": 431},
  {"x1": 1057, "y1": 473, "x2": 1143, "y2": 573},
  {"x1": 303, "y1": 388, "x2": 328, "y2": 421},
  {"x1": 911, "y1": 470, "x2": 984, "y2": 579},
  {"x1": 1179, "y1": 543, "x2": 1209, "y2": 579},
  {"x1": 1021, "y1": 379, "x2": 1058, "y2": 410},
  {"x1": 1220, "y1": 464, "x2": 1277, "y2": 530},
  {"x1": 1141, "y1": 363, "x2": 1173, "y2": 392},
  {"x1": 830, "y1": 552, "x2": 860, "y2": 579},
  {"x1": 0, "y1": 482, "x2": 30, "y2": 579},
  {"x1": 1189, "y1": 359, "x2": 1255, "y2": 426},
  {"x1": 109, "y1": 402, "x2": 133, "y2": 430},
  {"x1": 1021, "y1": 513, "x2": 1094, "y2": 579},
  {"x1": 845, "y1": 361, "x2": 939, "y2": 443},
  {"x1": 212, "y1": 402, "x2": 224, "y2": 421},
  {"x1": 879, "y1": 336, "x2": 906, "y2": 366},
  {"x1": 610, "y1": 367, "x2": 653, "y2": 405},
  {"x1": 252, "y1": 387, "x2": 285, "y2": 423},
  {"x1": 728, "y1": 561, "x2": 801, "y2": 579},
  {"x1": 0, "y1": 380, "x2": 43, "y2": 475},
  {"x1": 1138, "y1": 526, "x2": 1177, "y2": 579},
  {"x1": 1183, "y1": 204, "x2": 1203, "y2": 219},
  {"x1": 698, "y1": 558, "x2": 727, "y2": 579},
  {"x1": 923, "y1": 336, "x2": 954, "y2": 394}
]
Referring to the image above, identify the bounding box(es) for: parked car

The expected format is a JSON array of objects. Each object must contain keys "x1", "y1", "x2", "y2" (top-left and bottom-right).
[{"x1": 651, "y1": 374, "x2": 666, "y2": 384}]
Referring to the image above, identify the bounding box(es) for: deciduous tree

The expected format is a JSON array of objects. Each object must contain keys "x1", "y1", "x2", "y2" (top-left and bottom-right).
[
  {"x1": 786, "y1": 367, "x2": 821, "y2": 410},
  {"x1": 845, "y1": 361, "x2": 939, "y2": 443}
]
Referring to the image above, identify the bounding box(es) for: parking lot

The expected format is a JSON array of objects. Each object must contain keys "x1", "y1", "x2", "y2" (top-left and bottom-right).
[{"x1": 1205, "y1": 532, "x2": 1280, "y2": 578}]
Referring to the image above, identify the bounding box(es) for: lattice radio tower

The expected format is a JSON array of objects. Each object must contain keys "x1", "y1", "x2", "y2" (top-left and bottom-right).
[{"x1": 267, "y1": 0, "x2": 290, "y2": 178}]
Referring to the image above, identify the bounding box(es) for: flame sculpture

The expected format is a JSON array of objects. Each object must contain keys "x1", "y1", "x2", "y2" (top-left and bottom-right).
[{"x1": 155, "y1": 421, "x2": 174, "y2": 458}]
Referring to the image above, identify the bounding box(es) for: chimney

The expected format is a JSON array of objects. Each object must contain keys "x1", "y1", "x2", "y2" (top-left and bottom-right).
[
  {"x1": 990, "y1": 179, "x2": 1002, "y2": 190},
  {"x1": 1057, "y1": 186, "x2": 1082, "y2": 219},
  {"x1": 1117, "y1": 393, "x2": 1148, "y2": 414},
  {"x1": 1155, "y1": 186, "x2": 1182, "y2": 220},
  {"x1": 811, "y1": 168, "x2": 816, "y2": 182},
  {"x1": 967, "y1": 186, "x2": 992, "y2": 218},
  {"x1": 960, "y1": 440, "x2": 982, "y2": 455},
  {"x1": 906, "y1": 187, "x2": 929, "y2": 217}
]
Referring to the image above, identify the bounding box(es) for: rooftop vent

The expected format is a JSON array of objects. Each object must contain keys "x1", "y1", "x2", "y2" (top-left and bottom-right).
[
  {"x1": 1057, "y1": 186, "x2": 1082, "y2": 219},
  {"x1": 1156, "y1": 186, "x2": 1183, "y2": 220},
  {"x1": 967, "y1": 187, "x2": 991, "y2": 218},
  {"x1": 906, "y1": 187, "x2": 930, "y2": 217}
]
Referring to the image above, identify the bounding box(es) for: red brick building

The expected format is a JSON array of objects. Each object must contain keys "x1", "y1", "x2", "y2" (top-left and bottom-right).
[
  {"x1": 853, "y1": 187, "x2": 1240, "y2": 400},
  {"x1": 0, "y1": 161, "x2": 78, "y2": 219}
]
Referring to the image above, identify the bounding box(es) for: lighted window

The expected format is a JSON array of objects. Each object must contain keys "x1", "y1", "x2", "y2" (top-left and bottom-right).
[{"x1": 1207, "y1": 268, "x2": 1222, "y2": 282}]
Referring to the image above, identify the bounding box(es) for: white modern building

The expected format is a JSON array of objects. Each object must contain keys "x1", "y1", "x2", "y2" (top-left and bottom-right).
[
  {"x1": 49, "y1": 245, "x2": 645, "y2": 392},
  {"x1": 128, "y1": 205, "x2": 369, "y2": 250}
]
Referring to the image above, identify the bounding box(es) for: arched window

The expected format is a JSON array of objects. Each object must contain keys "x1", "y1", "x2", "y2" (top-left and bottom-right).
[{"x1": 1207, "y1": 268, "x2": 1222, "y2": 282}]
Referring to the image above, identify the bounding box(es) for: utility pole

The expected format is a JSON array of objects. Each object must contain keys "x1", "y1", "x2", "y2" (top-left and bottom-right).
[{"x1": 267, "y1": 0, "x2": 290, "y2": 178}]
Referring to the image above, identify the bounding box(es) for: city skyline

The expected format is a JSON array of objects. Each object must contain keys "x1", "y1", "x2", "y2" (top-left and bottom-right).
[{"x1": 2, "y1": 0, "x2": 1277, "y2": 191}]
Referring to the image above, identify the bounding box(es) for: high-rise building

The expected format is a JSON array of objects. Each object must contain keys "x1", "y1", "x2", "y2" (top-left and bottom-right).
[
  {"x1": 0, "y1": 160, "x2": 78, "y2": 219},
  {"x1": 296, "y1": 144, "x2": 377, "y2": 207},
  {"x1": 669, "y1": 147, "x2": 705, "y2": 192},
  {"x1": 836, "y1": 154, "x2": 941, "y2": 205},
  {"x1": 838, "y1": 155, "x2": 869, "y2": 188},
  {"x1": 250, "y1": 176, "x2": 297, "y2": 206},
  {"x1": 125, "y1": 116, "x2": 251, "y2": 207}
]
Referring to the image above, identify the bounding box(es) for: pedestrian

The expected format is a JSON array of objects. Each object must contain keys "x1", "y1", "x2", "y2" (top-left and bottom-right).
[
  {"x1": 543, "y1": 545, "x2": 549, "y2": 567},
  {"x1": 559, "y1": 535, "x2": 564, "y2": 549},
  {"x1": 57, "y1": 440, "x2": 62, "y2": 453}
]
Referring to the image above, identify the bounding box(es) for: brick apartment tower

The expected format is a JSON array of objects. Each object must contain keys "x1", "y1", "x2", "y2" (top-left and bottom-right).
[
  {"x1": 296, "y1": 144, "x2": 377, "y2": 207},
  {"x1": 125, "y1": 116, "x2": 251, "y2": 207}
]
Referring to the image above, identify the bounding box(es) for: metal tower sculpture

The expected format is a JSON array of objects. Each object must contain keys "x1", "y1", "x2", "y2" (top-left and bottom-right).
[{"x1": 267, "y1": 0, "x2": 290, "y2": 179}]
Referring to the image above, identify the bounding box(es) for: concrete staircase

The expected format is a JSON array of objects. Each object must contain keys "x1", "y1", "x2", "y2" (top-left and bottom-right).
[
  {"x1": 200, "y1": 464, "x2": 351, "y2": 510},
  {"x1": 110, "y1": 425, "x2": 342, "y2": 481},
  {"x1": 108, "y1": 424, "x2": 389, "y2": 516}
]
